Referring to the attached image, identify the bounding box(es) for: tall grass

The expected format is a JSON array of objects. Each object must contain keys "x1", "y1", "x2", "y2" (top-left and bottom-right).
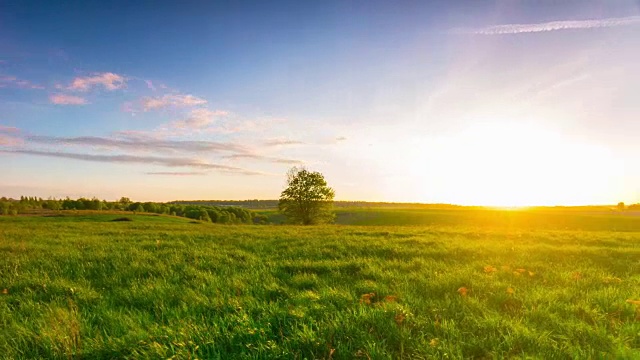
[{"x1": 1, "y1": 212, "x2": 639, "y2": 358}]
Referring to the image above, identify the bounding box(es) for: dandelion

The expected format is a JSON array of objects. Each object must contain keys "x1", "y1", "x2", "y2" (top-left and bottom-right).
[
  {"x1": 384, "y1": 295, "x2": 397, "y2": 303},
  {"x1": 483, "y1": 265, "x2": 498, "y2": 274},
  {"x1": 506, "y1": 287, "x2": 515, "y2": 295},
  {"x1": 429, "y1": 338, "x2": 439, "y2": 347},
  {"x1": 394, "y1": 312, "x2": 406, "y2": 326},
  {"x1": 360, "y1": 293, "x2": 375, "y2": 305},
  {"x1": 457, "y1": 287, "x2": 468, "y2": 297},
  {"x1": 528, "y1": 271, "x2": 535, "y2": 277}
]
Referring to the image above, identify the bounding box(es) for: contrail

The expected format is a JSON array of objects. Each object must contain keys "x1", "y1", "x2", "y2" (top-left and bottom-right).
[{"x1": 462, "y1": 15, "x2": 640, "y2": 35}]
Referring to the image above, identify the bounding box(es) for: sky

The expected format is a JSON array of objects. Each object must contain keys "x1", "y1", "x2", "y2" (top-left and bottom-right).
[{"x1": 1, "y1": 0, "x2": 639, "y2": 206}]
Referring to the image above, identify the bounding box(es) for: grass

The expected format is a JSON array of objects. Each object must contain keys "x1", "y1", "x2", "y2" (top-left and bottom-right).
[
  {"x1": 1, "y1": 210, "x2": 639, "y2": 359},
  {"x1": 261, "y1": 207, "x2": 640, "y2": 230}
]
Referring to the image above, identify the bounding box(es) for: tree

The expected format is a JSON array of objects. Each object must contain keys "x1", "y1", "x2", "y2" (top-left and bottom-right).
[
  {"x1": 617, "y1": 202, "x2": 626, "y2": 211},
  {"x1": 278, "y1": 167, "x2": 335, "y2": 225},
  {"x1": 119, "y1": 197, "x2": 132, "y2": 210}
]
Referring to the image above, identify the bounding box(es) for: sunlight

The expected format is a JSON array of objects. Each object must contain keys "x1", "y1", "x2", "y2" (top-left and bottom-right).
[{"x1": 408, "y1": 120, "x2": 623, "y2": 207}]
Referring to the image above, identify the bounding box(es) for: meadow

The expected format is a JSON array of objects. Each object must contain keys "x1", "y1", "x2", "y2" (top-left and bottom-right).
[{"x1": 1, "y1": 209, "x2": 639, "y2": 359}]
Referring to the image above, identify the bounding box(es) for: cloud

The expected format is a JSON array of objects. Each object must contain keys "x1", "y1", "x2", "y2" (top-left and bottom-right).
[
  {"x1": 67, "y1": 72, "x2": 126, "y2": 91},
  {"x1": 112, "y1": 129, "x2": 162, "y2": 140},
  {"x1": 0, "y1": 134, "x2": 23, "y2": 146},
  {"x1": 0, "y1": 126, "x2": 21, "y2": 146},
  {"x1": 144, "y1": 80, "x2": 156, "y2": 91},
  {"x1": 264, "y1": 139, "x2": 305, "y2": 146},
  {"x1": 49, "y1": 94, "x2": 88, "y2": 105},
  {"x1": 146, "y1": 171, "x2": 207, "y2": 176},
  {"x1": 142, "y1": 94, "x2": 208, "y2": 110},
  {"x1": 28, "y1": 134, "x2": 250, "y2": 154},
  {"x1": 170, "y1": 108, "x2": 228, "y2": 129},
  {"x1": 1, "y1": 149, "x2": 265, "y2": 175},
  {"x1": 0, "y1": 125, "x2": 20, "y2": 134},
  {"x1": 462, "y1": 15, "x2": 640, "y2": 35},
  {"x1": 223, "y1": 153, "x2": 304, "y2": 165},
  {"x1": 0, "y1": 75, "x2": 45, "y2": 89}
]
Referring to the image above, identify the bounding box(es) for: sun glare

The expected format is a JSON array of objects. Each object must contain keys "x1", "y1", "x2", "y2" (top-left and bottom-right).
[{"x1": 407, "y1": 120, "x2": 622, "y2": 207}]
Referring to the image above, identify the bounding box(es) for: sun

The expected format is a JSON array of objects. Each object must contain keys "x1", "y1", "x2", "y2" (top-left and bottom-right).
[{"x1": 404, "y1": 120, "x2": 622, "y2": 207}]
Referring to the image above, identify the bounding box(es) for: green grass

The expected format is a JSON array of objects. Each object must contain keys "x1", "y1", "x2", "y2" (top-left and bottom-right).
[
  {"x1": 1, "y1": 211, "x2": 639, "y2": 359},
  {"x1": 262, "y1": 207, "x2": 640, "y2": 231}
]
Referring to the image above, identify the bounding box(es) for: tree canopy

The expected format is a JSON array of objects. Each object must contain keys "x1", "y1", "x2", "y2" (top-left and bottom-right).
[
  {"x1": 0, "y1": 196, "x2": 261, "y2": 224},
  {"x1": 278, "y1": 167, "x2": 335, "y2": 225}
]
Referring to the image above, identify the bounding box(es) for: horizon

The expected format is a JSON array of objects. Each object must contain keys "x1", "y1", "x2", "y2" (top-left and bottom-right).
[
  {"x1": 2, "y1": 194, "x2": 634, "y2": 209},
  {"x1": 2, "y1": 1, "x2": 640, "y2": 207}
]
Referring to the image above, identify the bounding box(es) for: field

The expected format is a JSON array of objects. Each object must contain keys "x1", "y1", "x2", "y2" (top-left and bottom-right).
[{"x1": 1, "y1": 209, "x2": 640, "y2": 359}]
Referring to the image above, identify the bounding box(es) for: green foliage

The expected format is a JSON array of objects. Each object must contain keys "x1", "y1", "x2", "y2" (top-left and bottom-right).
[
  {"x1": 1, "y1": 195, "x2": 257, "y2": 225},
  {"x1": 278, "y1": 167, "x2": 335, "y2": 225},
  {"x1": 0, "y1": 214, "x2": 639, "y2": 358}
]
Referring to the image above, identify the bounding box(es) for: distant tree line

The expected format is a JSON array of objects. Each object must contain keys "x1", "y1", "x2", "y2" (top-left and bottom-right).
[
  {"x1": 617, "y1": 202, "x2": 640, "y2": 211},
  {"x1": 173, "y1": 199, "x2": 472, "y2": 210},
  {"x1": 0, "y1": 196, "x2": 269, "y2": 224}
]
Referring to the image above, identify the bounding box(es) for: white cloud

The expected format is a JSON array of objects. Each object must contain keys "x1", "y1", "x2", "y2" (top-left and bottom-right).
[
  {"x1": 463, "y1": 15, "x2": 640, "y2": 35},
  {"x1": 170, "y1": 108, "x2": 228, "y2": 129},
  {"x1": 0, "y1": 75, "x2": 45, "y2": 89},
  {"x1": 142, "y1": 94, "x2": 208, "y2": 110},
  {"x1": 49, "y1": 94, "x2": 88, "y2": 105},
  {"x1": 68, "y1": 72, "x2": 126, "y2": 91}
]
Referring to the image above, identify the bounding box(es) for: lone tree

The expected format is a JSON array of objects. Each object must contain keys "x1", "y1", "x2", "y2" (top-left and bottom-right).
[{"x1": 278, "y1": 167, "x2": 335, "y2": 225}]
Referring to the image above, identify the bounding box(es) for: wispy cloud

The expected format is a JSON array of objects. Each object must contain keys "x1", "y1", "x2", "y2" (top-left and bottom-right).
[
  {"x1": 1, "y1": 149, "x2": 265, "y2": 175},
  {"x1": 142, "y1": 94, "x2": 208, "y2": 110},
  {"x1": 462, "y1": 15, "x2": 640, "y2": 35},
  {"x1": 0, "y1": 125, "x2": 20, "y2": 134},
  {"x1": 0, "y1": 134, "x2": 23, "y2": 146},
  {"x1": 49, "y1": 94, "x2": 88, "y2": 105},
  {"x1": 67, "y1": 72, "x2": 126, "y2": 91},
  {"x1": 223, "y1": 153, "x2": 304, "y2": 165},
  {"x1": 144, "y1": 80, "x2": 156, "y2": 91},
  {"x1": 264, "y1": 139, "x2": 304, "y2": 146},
  {"x1": 169, "y1": 108, "x2": 228, "y2": 129},
  {"x1": 0, "y1": 75, "x2": 45, "y2": 89},
  {"x1": 146, "y1": 171, "x2": 207, "y2": 176},
  {"x1": 28, "y1": 134, "x2": 249, "y2": 154},
  {"x1": 525, "y1": 73, "x2": 592, "y2": 99}
]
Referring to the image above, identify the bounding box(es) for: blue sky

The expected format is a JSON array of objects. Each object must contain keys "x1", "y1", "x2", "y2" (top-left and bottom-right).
[{"x1": 1, "y1": 0, "x2": 640, "y2": 205}]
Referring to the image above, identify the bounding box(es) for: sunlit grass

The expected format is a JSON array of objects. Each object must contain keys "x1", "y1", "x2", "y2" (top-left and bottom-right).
[{"x1": 1, "y1": 211, "x2": 639, "y2": 358}]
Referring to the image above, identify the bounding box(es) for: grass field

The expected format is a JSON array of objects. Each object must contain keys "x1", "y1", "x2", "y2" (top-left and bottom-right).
[{"x1": 1, "y1": 209, "x2": 640, "y2": 359}]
